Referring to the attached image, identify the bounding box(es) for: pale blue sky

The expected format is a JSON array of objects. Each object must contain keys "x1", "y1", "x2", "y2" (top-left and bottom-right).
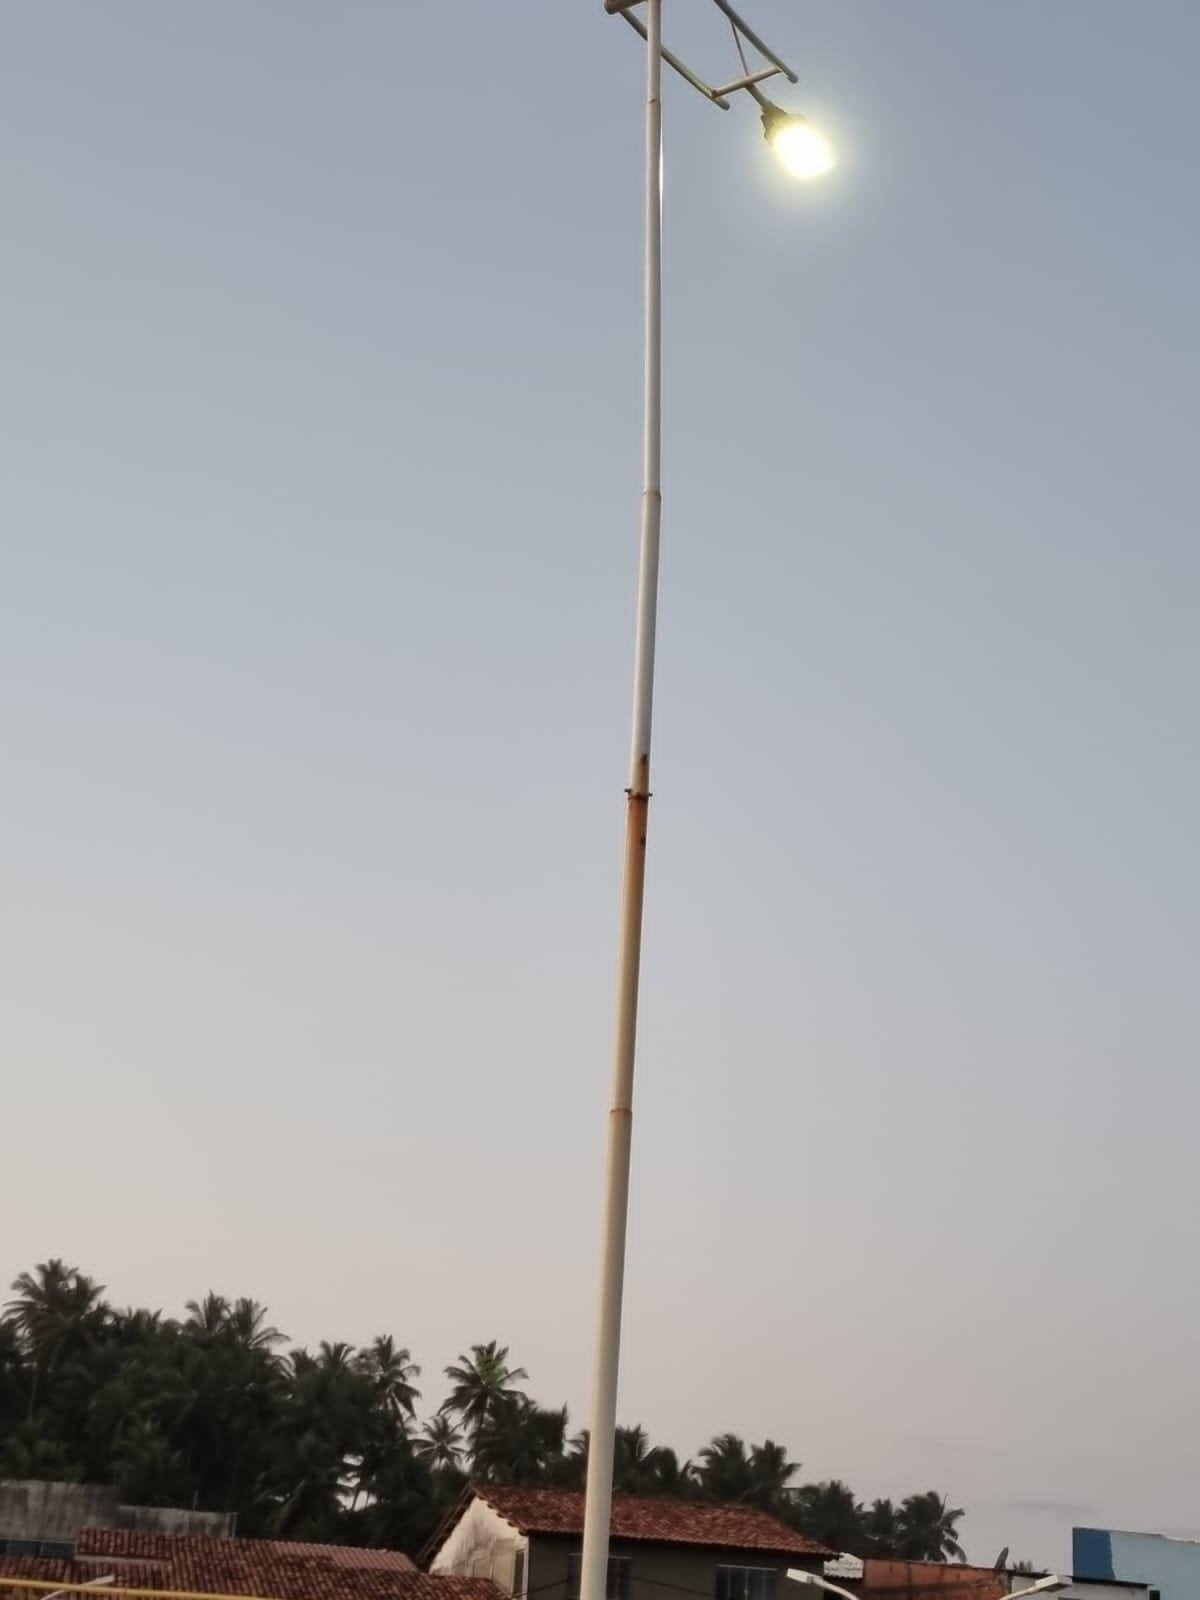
[{"x1": 3, "y1": 0, "x2": 1198, "y2": 1571}]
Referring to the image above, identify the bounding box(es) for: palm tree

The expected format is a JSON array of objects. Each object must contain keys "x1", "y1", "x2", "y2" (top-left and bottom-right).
[
  {"x1": 862, "y1": 1498, "x2": 902, "y2": 1556},
  {"x1": 353, "y1": 1443, "x2": 442, "y2": 1555},
  {"x1": 112, "y1": 1417, "x2": 191, "y2": 1506},
  {"x1": 184, "y1": 1292, "x2": 231, "y2": 1337},
  {"x1": 553, "y1": 1427, "x2": 589, "y2": 1490},
  {"x1": 747, "y1": 1440, "x2": 799, "y2": 1511},
  {"x1": 110, "y1": 1307, "x2": 173, "y2": 1346},
  {"x1": 416, "y1": 1412, "x2": 464, "y2": 1472},
  {"x1": 227, "y1": 1298, "x2": 285, "y2": 1351},
  {"x1": 6, "y1": 1260, "x2": 107, "y2": 1353},
  {"x1": 791, "y1": 1481, "x2": 865, "y2": 1554},
  {"x1": 175, "y1": 1296, "x2": 284, "y2": 1514},
  {"x1": 613, "y1": 1424, "x2": 655, "y2": 1493},
  {"x1": 441, "y1": 1341, "x2": 529, "y2": 1453},
  {"x1": 530, "y1": 1403, "x2": 568, "y2": 1465},
  {"x1": 356, "y1": 1335, "x2": 421, "y2": 1420},
  {"x1": 897, "y1": 1492, "x2": 965, "y2": 1562},
  {"x1": 270, "y1": 1429, "x2": 347, "y2": 1540},
  {"x1": 0, "y1": 1254, "x2": 978, "y2": 1563},
  {"x1": 268, "y1": 1341, "x2": 378, "y2": 1538},
  {"x1": 646, "y1": 1445, "x2": 696, "y2": 1497},
  {"x1": 5, "y1": 1260, "x2": 107, "y2": 1415},
  {"x1": 184, "y1": 1294, "x2": 283, "y2": 1353},
  {"x1": 697, "y1": 1434, "x2": 754, "y2": 1502},
  {"x1": 474, "y1": 1397, "x2": 566, "y2": 1485},
  {"x1": 318, "y1": 1340, "x2": 356, "y2": 1372},
  {"x1": 0, "y1": 1323, "x2": 29, "y2": 1434},
  {"x1": 612, "y1": 1425, "x2": 692, "y2": 1497}
]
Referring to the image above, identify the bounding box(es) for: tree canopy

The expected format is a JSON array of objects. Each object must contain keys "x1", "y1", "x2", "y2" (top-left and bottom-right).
[{"x1": 0, "y1": 1260, "x2": 969, "y2": 1562}]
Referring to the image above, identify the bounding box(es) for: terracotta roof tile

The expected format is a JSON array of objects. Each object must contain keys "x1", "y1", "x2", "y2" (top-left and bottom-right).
[
  {"x1": 256, "y1": 1548, "x2": 413, "y2": 1574},
  {"x1": 470, "y1": 1487, "x2": 831, "y2": 1559},
  {"x1": 74, "y1": 1532, "x2": 413, "y2": 1573},
  {"x1": 0, "y1": 1539, "x2": 493, "y2": 1600}
]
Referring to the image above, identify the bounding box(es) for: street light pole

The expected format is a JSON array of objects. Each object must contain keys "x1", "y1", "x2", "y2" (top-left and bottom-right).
[
  {"x1": 580, "y1": 10, "x2": 828, "y2": 1600},
  {"x1": 578, "y1": 6, "x2": 662, "y2": 1600}
]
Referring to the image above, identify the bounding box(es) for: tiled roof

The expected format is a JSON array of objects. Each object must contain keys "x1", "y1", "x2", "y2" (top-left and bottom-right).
[
  {"x1": 75, "y1": 1530, "x2": 414, "y2": 1572},
  {"x1": 0, "y1": 1560, "x2": 77, "y2": 1583},
  {"x1": 0, "y1": 1539, "x2": 494, "y2": 1600},
  {"x1": 260, "y1": 1547, "x2": 415, "y2": 1574},
  {"x1": 470, "y1": 1487, "x2": 831, "y2": 1558}
]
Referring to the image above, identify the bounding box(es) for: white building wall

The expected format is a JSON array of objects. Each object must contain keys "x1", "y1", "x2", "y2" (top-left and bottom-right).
[{"x1": 430, "y1": 1495, "x2": 529, "y2": 1598}]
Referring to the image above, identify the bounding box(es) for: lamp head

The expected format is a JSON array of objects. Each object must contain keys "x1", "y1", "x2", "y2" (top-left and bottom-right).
[{"x1": 761, "y1": 100, "x2": 835, "y2": 180}]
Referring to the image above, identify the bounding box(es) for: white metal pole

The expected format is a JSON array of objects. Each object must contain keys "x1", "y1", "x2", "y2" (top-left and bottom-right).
[{"x1": 579, "y1": 3, "x2": 662, "y2": 1600}]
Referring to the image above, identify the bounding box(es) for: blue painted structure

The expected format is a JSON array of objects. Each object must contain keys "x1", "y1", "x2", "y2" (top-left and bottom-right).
[{"x1": 1074, "y1": 1527, "x2": 1200, "y2": 1600}]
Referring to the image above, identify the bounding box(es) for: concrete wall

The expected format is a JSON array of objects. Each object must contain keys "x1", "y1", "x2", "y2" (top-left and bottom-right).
[
  {"x1": 0, "y1": 1481, "x2": 235, "y2": 1547},
  {"x1": 529, "y1": 1537, "x2": 824, "y2": 1600},
  {"x1": 117, "y1": 1506, "x2": 236, "y2": 1537},
  {"x1": 0, "y1": 1482, "x2": 119, "y2": 1542}
]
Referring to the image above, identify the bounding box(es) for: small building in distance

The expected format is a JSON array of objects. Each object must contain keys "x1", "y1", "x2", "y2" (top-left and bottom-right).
[
  {"x1": 821, "y1": 1551, "x2": 1152, "y2": 1600},
  {"x1": 848, "y1": 1557, "x2": 1008, "y2": 1599},
  {"x1": 426, "y1": 1484, "x2": 831, "y2": 1600}
]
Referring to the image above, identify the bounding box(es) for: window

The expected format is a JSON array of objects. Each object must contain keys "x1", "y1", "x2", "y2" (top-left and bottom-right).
[
  {"x1": 716, "y1": 1568, "x2": 777, "y2": 1600},
  {"x1": 513, "y1": 1550, "x2": 526, "y2": 1598},
  {"x1": 566, "y1": 1552, "x2": 632, "y2": 1600},
  {"x1": 38, "y1": 1543, "x2": 76, "y2": 1560}
]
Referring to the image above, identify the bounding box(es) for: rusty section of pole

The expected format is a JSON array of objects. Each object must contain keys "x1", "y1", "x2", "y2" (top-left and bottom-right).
[
  {"x1": 611, "y1": 778, "x2": 652, "y2": 1119},
  {"x1": 580, "y1": 768, "x2": 652, "y2": 1600}
]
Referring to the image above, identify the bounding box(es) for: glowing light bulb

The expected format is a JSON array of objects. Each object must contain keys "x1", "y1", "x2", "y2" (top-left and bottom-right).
[{"x1": 762, "y1": 108, "x2": 835, "y2": 180}]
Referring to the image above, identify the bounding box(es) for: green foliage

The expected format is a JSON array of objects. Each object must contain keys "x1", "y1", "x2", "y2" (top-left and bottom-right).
[
  {"x1": 440, "y1": 1342, "x2": 529, "y2": 1453},
  {"x1": 0, "y1": 1261, "x2": 970, "y2": 1562},
  {"x1": 892, "y1": 1491, "x2": 967, "y2": 1562},
  {"x1": 861, "y1": 1497, "x2": 902, "y2": 1555},
  {"x1": 788, "y1": 1480, "x2": 865, "y2": 1553}
]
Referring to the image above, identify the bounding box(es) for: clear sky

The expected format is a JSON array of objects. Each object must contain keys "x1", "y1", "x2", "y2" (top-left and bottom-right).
[{"x1": 3, "y1": 0, "x2": 1198, "y2": 1572}]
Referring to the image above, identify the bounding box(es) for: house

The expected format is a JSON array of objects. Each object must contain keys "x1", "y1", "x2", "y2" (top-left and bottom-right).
[
  {"x1": 426, "y1": 1485, "x2": 831, "y2": 1600},
  {"x1": 0, "y1": 1525, "x2": 496, "y2": 1600}
]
